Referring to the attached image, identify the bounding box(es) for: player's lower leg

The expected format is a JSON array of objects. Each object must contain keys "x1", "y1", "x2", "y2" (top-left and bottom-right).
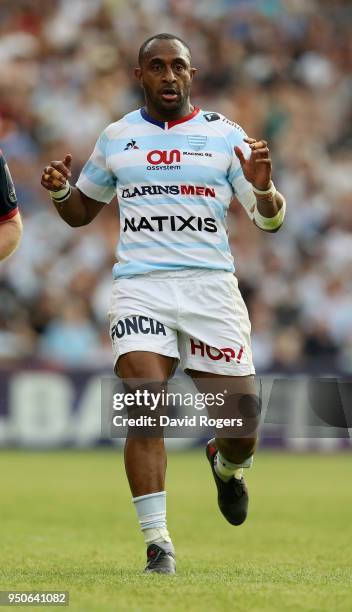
[
  {"x1": 206, "y1": 436, "x2": 257, "y2": 525},
  {"x1": 118, "y1": 353, "x2": 177, "y2": 572},
  {"x1": 124, "y1": 437, "x2": 176, "y2": 574},
  {"x1": 188, "y1": 371, "x2": 258, "y2": 524}
]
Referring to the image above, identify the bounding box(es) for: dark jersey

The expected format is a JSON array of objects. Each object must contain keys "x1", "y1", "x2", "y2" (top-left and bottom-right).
[{"x1": 0, "y1": 150, "x2": 18, "y2": 222}]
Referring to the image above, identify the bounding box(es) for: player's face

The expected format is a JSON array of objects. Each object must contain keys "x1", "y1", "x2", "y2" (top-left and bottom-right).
[{"x1": 135, "y1": 39, "x2": 196, "y2": 119}]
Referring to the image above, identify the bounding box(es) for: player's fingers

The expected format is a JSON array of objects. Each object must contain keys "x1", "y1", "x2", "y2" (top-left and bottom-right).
[
  {"x1": 244, "y1": 137, "x2": 257, "y2": 144},
  {"x1": 254, "y1": 158, "x2": 272, "y2": 164},
  {"x1": 252, "y1": 147, "x2": 270, "y2": 156},
  {"x1": 43, "y1": 166, "x2": 56, "y2": 176},
  {"x1": 249, "y1": 140, "x2": 268, "y2": 150},
  {"x1": 234, "y1": 146, "x2": 246, "y2": 165},
  {"x1": 41, "y1": 177, "x2": 50, "y2": 188},
  {"x1": 43, "y1": 169, "x2": 66, "y2": 188},
  {"x1": 41, "y1": 175, "x2": 64, "y2": 189},
  {"x1": 41, "y1": 169, "x2": 50, "y2": 180},
  {"x1": 52, "y1": 168, "x2": 67, "y2": 183},
  {"x1": 41, "y1": 176, "x2": 55, "y2": 190},
  {"x1": 63, "y1": 154, "x2": 72, "y2": 170},
  {"x1": 50, "y1": 160, "x2": 71, "y2": 179},
  {"x1": 44, "y1": 166, "x2": 66, "y2": 181},
  {"x1": 42, "y1": 179, "x2": 63, "y2": 190},
  {"x1": 41, "y1": 166, "x2": 66, "y2": 190}
]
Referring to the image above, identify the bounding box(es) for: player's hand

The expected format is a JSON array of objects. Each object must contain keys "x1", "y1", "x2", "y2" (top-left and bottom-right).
[
  {"x1": 41, "y1": 154, "x2": 72, "y2": 191},
  {"x1": 234, "y1": 138, "x2": 272, "y2": 191}
]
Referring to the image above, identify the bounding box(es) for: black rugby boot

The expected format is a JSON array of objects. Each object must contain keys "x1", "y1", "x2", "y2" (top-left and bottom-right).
[{"x1": 206, "y1": 438, "x2": 249, "y2": 526}]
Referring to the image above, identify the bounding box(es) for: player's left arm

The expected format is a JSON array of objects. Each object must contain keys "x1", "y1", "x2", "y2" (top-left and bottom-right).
[
  {"x1": 0, "y1": 150, "x2": 22, "y2": 260},
  {"x1": 233, "y1": 137, "x2": 286, "y2": 233},
  {"x1": 0, "y1": 211, "x2": 23, "y2": 261}
]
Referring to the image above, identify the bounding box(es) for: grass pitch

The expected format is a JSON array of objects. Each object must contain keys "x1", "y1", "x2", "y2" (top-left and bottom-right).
[{"x1": 0, "y1": 449, "x2": 351, "y2": 612}]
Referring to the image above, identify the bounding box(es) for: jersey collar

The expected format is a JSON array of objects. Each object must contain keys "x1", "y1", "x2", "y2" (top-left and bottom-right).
[{"x1": 140, "y1": 106, "x2": 200, "y2": 130}]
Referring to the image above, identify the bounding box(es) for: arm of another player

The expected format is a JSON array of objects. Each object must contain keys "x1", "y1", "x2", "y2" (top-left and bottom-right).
[
  {"x1": 234, "y1": 138, "x2": 286, "y2": 233},
  {"x1": 0, "y1": 212, "x2": 22, "y2": 261},
  {"x1": 41, "y1": 154, "x2": 105, "y2": 227},
  {"x1": 0, "y1": 151, "x2": 22, "y2": 260}
]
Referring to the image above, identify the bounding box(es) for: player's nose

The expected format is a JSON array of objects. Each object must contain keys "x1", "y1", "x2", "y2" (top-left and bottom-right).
[{"x1": 162, "y1": 66, "x2": 176, "y2": 82}]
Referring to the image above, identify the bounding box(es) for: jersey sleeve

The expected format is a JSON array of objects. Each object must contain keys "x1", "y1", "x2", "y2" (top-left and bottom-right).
[
  {"x1": 227, "y1": 124, "x2": 256, "y2": 221},
  {"x1": 76, "y1": 129, "x2": 116, "y2": 204},
  {"x1": 0, "y1": 151, "x2": 19, "y2": 222}
]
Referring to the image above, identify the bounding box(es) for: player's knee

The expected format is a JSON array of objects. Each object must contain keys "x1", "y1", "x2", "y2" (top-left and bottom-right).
[
  {"x1": 238, "y1": 391, "x2": 261, "y2": 420},
  {"x1": 219, "y1": 390, "x2": 261, "y2": 423}
]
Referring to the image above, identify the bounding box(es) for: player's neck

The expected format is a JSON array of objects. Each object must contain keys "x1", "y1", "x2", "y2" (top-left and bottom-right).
[{"x1": 144, "y1": 101, "x2": 194, "y2": 124}]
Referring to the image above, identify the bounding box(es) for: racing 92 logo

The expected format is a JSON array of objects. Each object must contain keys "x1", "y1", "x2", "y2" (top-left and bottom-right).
[{"x1": 147, "y1": 149, "x2": 181, "y2": 165}]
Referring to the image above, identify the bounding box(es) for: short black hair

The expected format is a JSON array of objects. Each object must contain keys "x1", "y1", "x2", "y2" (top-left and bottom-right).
[{"x1": 138, "y1": 33, "x2": 191, "y2": 66}]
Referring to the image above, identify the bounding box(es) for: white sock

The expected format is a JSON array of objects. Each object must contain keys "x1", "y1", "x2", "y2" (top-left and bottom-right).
[
  {"x1": 214, "y1": 451, "x2": 253, "y2": 482},
  {"x1": 132, "y1": 491, "x2": 174, "y2": 554},
  {"x1": 144, "y1": 527, "x2": 172, "y2": 545},
  {"x1": 143, "y1": 527, "x2": 174, "y2": 555}
]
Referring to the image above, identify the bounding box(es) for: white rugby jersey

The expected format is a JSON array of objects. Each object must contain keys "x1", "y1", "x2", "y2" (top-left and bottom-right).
[{"x1": 76, "y1": 107, "x2": 257, "y2": 278}]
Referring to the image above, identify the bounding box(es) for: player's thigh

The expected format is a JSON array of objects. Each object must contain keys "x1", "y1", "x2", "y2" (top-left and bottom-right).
[
  {"x1": 188, "y1": 370, "x2": 255, "y2": 390},
  {"x1": 188, "y1": 370, "x2": 257, "y2": 410},
  {"x1": 108, "y1": 274, "x2": 180, "y2": 380},
  {"x1": 109, "y1": 312, "x2": 179, "y2": 380},
  {"x1": 178, "y1": 273, "x2": 255, "y2": 377},
  {"x1": 117, "y1": 351, "x2": 177, "y2": 380}
]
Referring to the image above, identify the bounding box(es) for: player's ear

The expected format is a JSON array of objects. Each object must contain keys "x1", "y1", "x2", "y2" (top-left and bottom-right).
[
  {"x1": 134, "y1": 67, "x2": 143, "y2": 87},
  {"x1": 190, "y1": 67, "x2": 197, "y2": 80}
]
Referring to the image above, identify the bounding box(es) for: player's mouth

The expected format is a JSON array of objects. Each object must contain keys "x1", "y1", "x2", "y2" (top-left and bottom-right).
[{"x1": 160, "y1": 88, "x2": 180, "y2": 102}]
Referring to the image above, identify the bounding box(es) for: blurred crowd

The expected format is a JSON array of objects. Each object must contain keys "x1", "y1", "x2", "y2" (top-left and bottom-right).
[{"x1": 0, "y1": 0, "x2": 351, "y2": 374}]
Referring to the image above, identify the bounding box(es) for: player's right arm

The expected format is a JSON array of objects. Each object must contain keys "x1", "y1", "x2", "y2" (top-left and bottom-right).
[
  {"x1": 42, "y1": 125, "x2": 117, "y2": 225},
  {"x1": 41, "y1": 154, "x2": 105, "y2": 227}
]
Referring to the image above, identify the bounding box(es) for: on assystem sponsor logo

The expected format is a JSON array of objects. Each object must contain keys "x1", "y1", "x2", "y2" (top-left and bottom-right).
[
  {"x1": 121, "y1": 184, "x2": 216, "y2": 199},
  {"x1": 147, "y1": 150, "x2": 181, "y2": 165},
  {"x1": 123, "y1": 215, "x2": 217, "y2": 233}
]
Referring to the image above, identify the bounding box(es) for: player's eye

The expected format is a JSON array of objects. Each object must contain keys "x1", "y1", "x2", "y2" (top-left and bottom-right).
[{"x1": 174, "y1": 64, "x2": 185, "y2": 72}]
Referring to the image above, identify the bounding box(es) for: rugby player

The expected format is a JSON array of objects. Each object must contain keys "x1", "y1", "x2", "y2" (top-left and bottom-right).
[
  {"x1": 0, "y1": 151, "x2": 22, "y2": 261},
  {"x1": 41, "y1": 33, "x2": 286, "y2": 574}
]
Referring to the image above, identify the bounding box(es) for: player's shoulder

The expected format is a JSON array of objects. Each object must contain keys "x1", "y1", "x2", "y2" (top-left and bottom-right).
[
  {"x1": 100, "y1": 110, "x2": 143, "y2": 141},
  {"x1": 199, "y1": 110, "x2": 247, "y2": 142}
]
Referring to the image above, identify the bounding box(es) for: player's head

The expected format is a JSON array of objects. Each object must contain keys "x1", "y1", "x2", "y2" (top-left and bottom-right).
[{"x1": 135, "y1": 33, "x2": 196, "y2": 118}]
